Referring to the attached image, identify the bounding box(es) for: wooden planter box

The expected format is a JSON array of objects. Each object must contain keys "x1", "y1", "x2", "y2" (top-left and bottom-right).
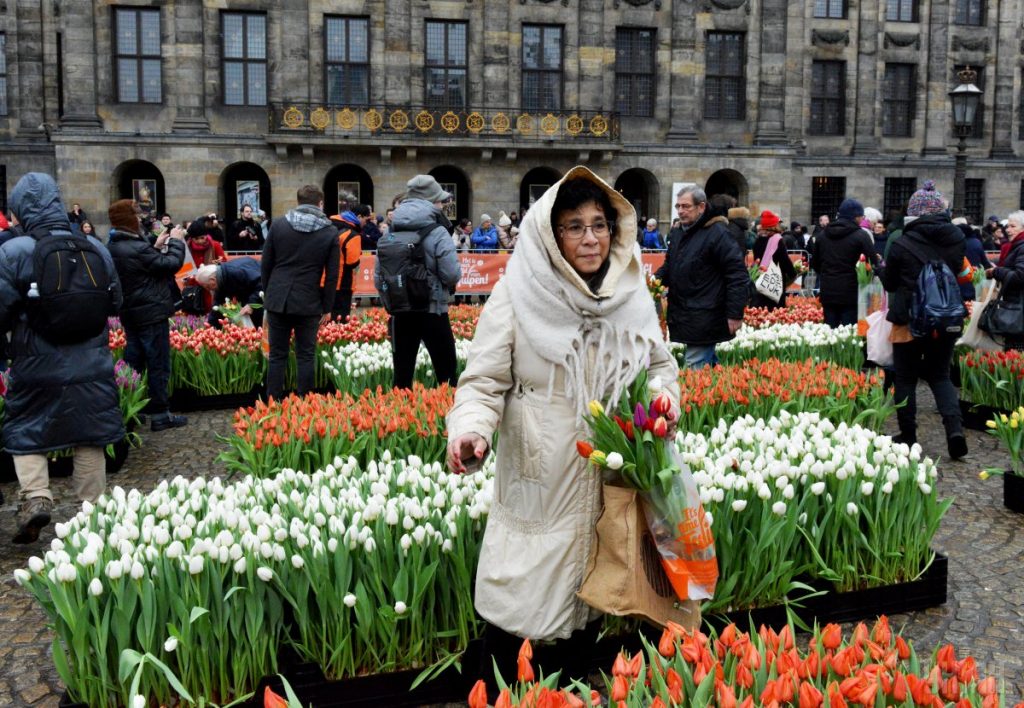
[
  {"x1": 1005, "y1": 472, "x2": 1024, "y2": 514},
  {"x1": 959, "y1": 399, "x2": 1011, "y2": 432}
]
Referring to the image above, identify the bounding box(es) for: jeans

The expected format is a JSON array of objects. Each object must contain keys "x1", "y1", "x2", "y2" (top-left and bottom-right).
[
  {"x1": 391, "y1": 312, "x2": 458, "y2": 389},
  {"x1": 823, "y1": 304, "x2": 858, "y2": 328},
  {"x1": 125, "y1": 320, "x2": 171, "y2": 414},
  {"x1": 266, "y1": 311, "x2": 321, "y2": 400},
  {"x1": 892, "y1": 334, "x2": 962, "y2": 439},
  {"x1": 683, "y1": 343, "x2": 718, "y2": 370}
]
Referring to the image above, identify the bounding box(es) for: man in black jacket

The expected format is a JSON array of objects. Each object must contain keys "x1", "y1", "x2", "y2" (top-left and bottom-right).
[
  {"x1": 655, "y1": 185, "x2": 748, "y2": 369},
  {"x1": 812, "y1": 198, "x2": 878, "y2": 328},
  {"x1": 262, "y1": 185, "x2": 340, "y2": 399},
  {"x1": 107, "y1": 199, "x2": 188, "y2": 432},
  {"x1": 881, "y1": 180, "x2": 967, "y2": 458},
  {"x1": 195, "y1": 257, "x2": 264, "y2": 328}
]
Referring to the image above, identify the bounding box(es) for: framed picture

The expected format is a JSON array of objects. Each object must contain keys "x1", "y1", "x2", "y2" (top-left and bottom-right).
[
  {"x1": 236, "y1": 180, "x2": 261, "y2": 217},
  {"x1": 132, "y1": 179, "x2": 157, "y2": 215},
  {"x1": 338, "y1": 182, "x2": 361, "y2": 207},
  {"x1": 440, "y1": 182, "x2": 457, "y2": 220},
  {"x1": 528, "y1": 183, "x2": 551, "y2": 206}
]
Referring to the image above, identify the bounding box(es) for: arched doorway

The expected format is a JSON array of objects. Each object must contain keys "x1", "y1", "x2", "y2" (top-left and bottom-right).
[
  {"x1": 428, "y1": 165, "x2": 470, "y2": 222},
  {"x1": 323, "y1": 164, "x2": 374, "y2": 215},
  {"x1": 614, "y1": 168, "x2": 660, "y2": 224},
  {"x1": 705, "y1": 169, "x2": 748, "y2": 205},
  {"x1": 221, "y1": 162, "x2": 272, "y2": 223},
  {"x1": 113, "y1": 160, "x2": 165, "y2": 216},
  {"x1": 519, "y1": 167, "x2": 560, "y2": 213}
]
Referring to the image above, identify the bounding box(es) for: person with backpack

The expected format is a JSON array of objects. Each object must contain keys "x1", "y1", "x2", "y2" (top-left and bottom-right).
[
  {"x1": 375, "y1": 174, "x2": 462, "y2": 389},
  {"x1": 325, "y1": 204, "x2": 369, "y2": 322},
  {"x1": 881, "y1": 180, "x2": 968, "y2": 459},
  {"x1": 107, "y1": 198, "x2": 189, "y2": 433},
  {"x1": 0, "y1": 173, "x2": 124, "y2": 543}
]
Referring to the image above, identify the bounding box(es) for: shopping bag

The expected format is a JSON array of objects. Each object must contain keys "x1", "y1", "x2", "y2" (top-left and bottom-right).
[
  {"x1": 958, "y1": 284, "x2": 1003, "y2": 351},
  {"x1": 239, "y1": 313, "x2": 255, "y2": 329},
  {"x1": 866, "y1": 309, "x2": 894, "y2": 367},
  {"x1": 979, "y1": 283, "x2": 1024, "y2": 339},
  {"x1": 577, "y1": 484, "x2": 701, "y2": 630},
  {"x1": 754, "y1": 235, "x2": 785, "y2": 303}
]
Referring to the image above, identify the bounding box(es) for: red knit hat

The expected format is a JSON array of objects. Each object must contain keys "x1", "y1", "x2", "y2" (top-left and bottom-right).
[{"x1": 759, "y1": 210, "x2": 780, "y2": 230}]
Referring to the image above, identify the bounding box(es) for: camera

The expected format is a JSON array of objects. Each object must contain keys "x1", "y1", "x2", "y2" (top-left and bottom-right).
[{"x1": 141, "y1": 215, "x2": 157, "y2": 232}]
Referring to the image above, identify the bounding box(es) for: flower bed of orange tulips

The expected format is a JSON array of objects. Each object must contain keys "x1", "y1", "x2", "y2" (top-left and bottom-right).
[
  {"x1": 220, "y1": 384, "x2": 454, "y2": 476},
  {"x1": 743, "y1": 297, "x2": 824, "y2": 329},
  {"x1": 470, "y1": 617, "x2": 1021, "y2": 708},
  {"x1": 959, "y1": 350, "x2": 1024, "y2": 413},
  {"x1": 169, "y1": 323, "x2": 266, "y2": 396}
]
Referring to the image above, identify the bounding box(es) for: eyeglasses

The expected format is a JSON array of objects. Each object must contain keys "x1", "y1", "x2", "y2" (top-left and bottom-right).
[
  {"x1": 675, "y1": 202, "x2": 696, "y2": 212},
  {"x1": 557, "y1": 220, "x2": 614, "y2": 241}
]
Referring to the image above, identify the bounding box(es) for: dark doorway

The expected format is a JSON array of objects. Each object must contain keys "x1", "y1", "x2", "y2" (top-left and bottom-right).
[
  {"x1": 428, "y1": 165, "x2": 470, "y2": 222},
  {"x1": 705, "y1": 169, "x2": 748, "y2": 204},
  {"x1": 323, "y1": 164, "x2": 374, "y2": 215},
  {"x1": 519, "y1": 167, "x2": 561, "y2": 213},
  {"x1": 614, "y1": 168, "x2": 660, "y2": 224},
  {"x1": 114, "y1": 160, "x2": 165, "y2": 217},
  {"x1": 221, "y1": 162, "x2": 272, "y2": 223}
]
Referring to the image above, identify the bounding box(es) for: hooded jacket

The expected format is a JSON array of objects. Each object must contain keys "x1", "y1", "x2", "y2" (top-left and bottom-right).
[
  {"x1": 470, "y1": 223, "x2": 499, "y2": 250},
  {"x1": 262, "y1": 205, "x2": 340, "y2": 317},
  {"x1": 811, "y1": 219, "x2": 877, "y2": 306},
  {"x1": 655, "y1": 208, "x2": 750, "y2": 346},
  {"x1": 375, "y1": 199, "x2": 461, "y2": 315},
  {"x1": 447, "y1": 166, "x2": 688, "y2": 640},
  {"x1": 881, "y1": 214, "x2": 966, "y2": 326},
  {"x1": 107, "y1": 229, "x2": 185, "y2": 328},
  {"x1": 0, "y1": 173, "x2": 125, "y2": 454}
]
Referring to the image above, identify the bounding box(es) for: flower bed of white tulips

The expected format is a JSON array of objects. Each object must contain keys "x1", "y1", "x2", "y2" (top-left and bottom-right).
[
  {"x1": 321, "y1": 340, "x2": 472, "y2": 392},
  {"x1": 16, "y1": 452, "x2": 490, "y2": 708},
  {"x1": 670, "y1": 323, "x2": 863, "y2": 369}
]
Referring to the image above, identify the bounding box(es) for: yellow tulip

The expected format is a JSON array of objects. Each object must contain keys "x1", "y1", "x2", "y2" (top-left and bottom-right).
[
  {"x1": 588, "y1": 400, "x2": 605, "y2": 417},
  {"x1": 1012, "y1": 419, "x2": 1019, "y2": 429},
  {"x1": 1001, "y1": 414, "x2": 1009, "y2": 424},
  {"x1": 979, "y1": 470, "x2": 990, "y2": 480},
  {"x1": 1013, "y1": 411, "x2": 1021, "y2": 422},
  {"x1": 589, "y1": 450, "x2": 607, "y2": 466},
  {"x1": 986, "y1": 420, "x2": 997, "y2": 429}
]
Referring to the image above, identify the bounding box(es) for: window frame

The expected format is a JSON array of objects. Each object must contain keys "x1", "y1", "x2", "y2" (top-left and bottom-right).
[
  {"x1": 324, "y1": 15, "x2": 371, "y2": 106},
  {"x1": 113, "y1": 7, "x2": 163, "y2": 105},
  {"x1": 885, "y1": 0, "x2": 918, "y2": 22},
  {"x1": 0, "y1": 33, "x2": 7, "y2": 116},
  {"x1": 221, "y1": 11, "x2": 268, "y2": 107},
  {"x1": 809, "y1": 60, "x2": 846, "y2": 136},
  {"x1": 813, "y1": 0, "x2": 847, "y2": 19},
  {"x1": 521, "y1": 23, "x2": 564, "y2": 113},
  {"x1": 953, "y1": 0, "x2": 984, "y2": 26},
  {"x1": 883, "y1": 177, "x2": 917, "y2": 220},
  {"x1": 811, "y1": 176, "x2": 847, "y2": 223},
  {"x1": 882, "y1": 63, "x2": 916, "y2": 137},
  {"x1": 614, "y1": 27, "x2": 656, "y2": 118},
  {"x1": 423, "y1": 19, "x2": 468, "y2": 109},
  {"x1": 964, "y1": 178, "x2": 985, "y2": 225},
  {"x1": 704, "y1": 31, "x2": 746, "y2": 121}
]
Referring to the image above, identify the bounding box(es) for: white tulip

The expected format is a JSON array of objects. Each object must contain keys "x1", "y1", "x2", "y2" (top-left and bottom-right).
[
  {"x1": 810, "y1": 482, "x2": 826, "y2": 496},
  {"x1": 343, "y1": 593, "x2": 357, "y2": 608},
  {"x1": 846, "y1": 503, "x2": 859, "y2": 516},
  {"x1": 28, "y1": 556, "x2": 44, "y2": 574},
  {"x1": 233, "y1": 557, "x2": 247, "y2": 574},
  {"x1": 731, "y1": 499, "x2": 747, "y2": 512},
  {"x1": 771, "y1": 501, "x2": 787, "y2": 516},
  {"x1": 188, "y1": 556, "x2": 204, "y2": 575},
  {"x1": 164, "y1": 636, "x2": 178, "y2": 653},
  {"x1": 861, "y1": 482, "x2": 874, "y2": 496},
  {"x1": 13, "y1": 569, "x2": 31, "y2": 585},
  {"x1": 394, "y1": 601, "x2": 407, "y2": 614},
  {"x1": 257, "y1": 566, "x2": 273, "y2": 582},
  {"x1": 291, "y1": 555, "x2": 304, "y2": 569},
  {"x1": 132, "y1": 695, "x2": 146, "y2": 708},
  {"x1": 605, "y1": 452, "x2": 624, "y2": 470},
  {"x1": 89, "y1": 578, "x2": 104, "y2": 596}
]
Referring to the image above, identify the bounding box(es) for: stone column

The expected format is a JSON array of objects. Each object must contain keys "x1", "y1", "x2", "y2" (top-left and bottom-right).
[
  {"x1": 851, "y1": 0, "x2": 878, "y2": 154},
  {"x1": 383, "y1": 0, "x2": 412, "y2": 104},
  {"x1": 480, "y1": 3, "x2": 510, "y2": 106},
  {"x1": 754, "y1": 0, "x2": 787, "y2": 144},
  {"x1": 171, "y1": 1, "x2": 209, "y2": 132},
  {"x1": 15, "y1": 0, "x2": 45, "y2": 135},
  {"x1": 57, "y1": 2, "x2": 102, "y2": 128},
  {"x1": 276, "y1": 2, "x2": 311, "y2": 104},
  {"x1": 921, "y1": 0, "x2": 950, "y2": 155},
  {"x1": 666, "y1": 0, "x2": 698, "y2": 142},
  {"x1": 988, "y1": 0, "x2": 1017, "y2": 157},
  {"x1": 576, "y1": 0, "x2": 605, "y2": 112}
]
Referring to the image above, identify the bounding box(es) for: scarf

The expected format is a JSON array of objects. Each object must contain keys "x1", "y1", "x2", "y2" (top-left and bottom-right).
[
  {"x1": 504, "y1": 166, "x2": 668, "y2": 419},
  {"x1": 999, "y1": 232, "x2": 1024, "y2": 266}
]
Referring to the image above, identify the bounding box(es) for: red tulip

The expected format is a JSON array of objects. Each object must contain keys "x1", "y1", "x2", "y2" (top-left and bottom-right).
[
  {"x1": 820, "y1": 623, "x2": 842, "y2": 650},
  {"x1": 495, "y1": 688, "x2": 513, "y2": 708},
  {"x1": 977, "y1": 676, "x2": 997, "y2": 697},
  {"x1": 468, "y1": 679, "x2": 488, "y2": 708},
  {"x1": 652, "y1": 416, "x2": 669, "y2": 437},
  {"x1": 264, "y1": 687, "x2": 289, "y2": 708},
  {"x1": 799, "y1": 680, "x2": 824, "y2": 708},
  {"x1": 611, "y1": 674, "x2": 629, "y2": 701},
  {"x1": 517, "y1": 654, "x2": 534, "y2": 683},
  {"x1": 576, "y1": 441, "x2": 594, "y2": 459},
  {"x1": 651, "y1": 391, "x2": 672, "y2": 416}
]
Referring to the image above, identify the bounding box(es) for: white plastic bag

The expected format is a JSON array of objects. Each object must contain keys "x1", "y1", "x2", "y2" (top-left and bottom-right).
[{"x1": 866, "y1": 308, "x2": 893, "y2": 367}]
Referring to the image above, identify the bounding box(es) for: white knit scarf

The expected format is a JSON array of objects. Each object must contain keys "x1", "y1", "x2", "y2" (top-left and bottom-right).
[{"x1": 504, "y1": 166, "x2": 668, "y2": 418}]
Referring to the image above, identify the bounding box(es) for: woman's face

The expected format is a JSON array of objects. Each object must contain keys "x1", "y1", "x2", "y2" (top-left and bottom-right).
[
  {"x1": 873, "y1": 222, "x2": 886, "y2": 235},
  {"x1": 1007, "y1": 219, "x2": 1023, "y2": 238},
  {"x1": 555, "y1": 201, "x2": 612, "y2": 276},
  {"x1": 81, "y1": 222, "x2": 93, "y2": 234}
]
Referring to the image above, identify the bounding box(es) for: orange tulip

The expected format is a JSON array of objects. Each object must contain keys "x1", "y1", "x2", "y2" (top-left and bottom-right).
[
  {"x1": 576, "y1": 441, "x2": 594, "y2": 459},
  {"x1": 956, "y1": 656, "x2": 978, "y2": 683},
  {"x1": 826, "y1": 681, "x2": 848, "y2": 708},
  {"x1": 611, "y1": 674, "x2": 629, "y2": 702},
  {"x1": 589, "y1": 690, "x2": 602, "y2": 707},
  {"x1": 940, "y1": 677, "x2": 960, "y2": 703},
  {"x1": 895, "y1": 635, "x2": 911, "y2": 660},
  {"x1": 666, "y1": 668, "x2": 684, "y2": 705},
  {"x1": 563, "y1": 690, "x2": 585, "y2": 708},
  {"x1": 736, "y1": 663, "x2": 754, "y2": 689},
  {"x1": 650, "y1": 698, "x2": 667, "y2": 708},
  {"x1": 799, "y1": 680, "x2": 824, "y2": 708},
  {"x1": 264, "y1": 687, "x2": 289, "y2": 708},
  {"x1": 821, "y1": 623, "x2": 842, "y2": 650},
  {"x1": 612, "y1": 653, "x2": 629, "y2": 677},
  {"x1": 517, "y1": 654, "x2": 535, "y2": 683},
  {"x1": 982, "y1": 696, "x2": 999, "y2": 708},
  {"x1": 739, "y1": 697, "x2": 754, "y2": 708},
  {"x1": 716, "y1": 681, "x2": 738, "y2": 708},
  {"x1": 719, "y1": 623, "x2": 738, "y2": 647},
  {"x1": 977, "y1": 676, "x2": 997, "y2": 697},
  {"x1": 468, "y1": 679, "x2": 488, "y2": 708},
  {"x1": 658, "y1": 628, "x2": 677, "y2": 657},
  {"x1": 779, "y1": 624, "x2": 795, "y2": 650},
  {"x1": 872, "y1": 616, "x2": 892, "y2": 647},
  {"x1": 627, "y1": 652, "x2": 643, "y2": 678},
  {"x1": 852, "y1": 623, "x2": 869, "y2": 647},
  {"x1": 937, "y1": 644, "x2": 958, "y2": 673},
  {"x1": 891, "y1": 672, "x2": 908, "y2": 702}
]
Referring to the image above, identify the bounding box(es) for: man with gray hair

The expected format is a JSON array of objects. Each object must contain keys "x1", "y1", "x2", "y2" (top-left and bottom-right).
[{"x1": 655, "y1": 185, "x2": 749, "y2": 369}]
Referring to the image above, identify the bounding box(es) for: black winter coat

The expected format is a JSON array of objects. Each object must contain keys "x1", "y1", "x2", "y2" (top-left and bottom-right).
[
  {"x1": 991, "y1": 236, "x2": 1024, "y2": 301},
  {"x1": 811, "y1": 219, "x2": 877, "y2": 307},
  {"x1": 655, "y1": 213, "x2": 750, "y2": 345},
  {"x1": 0, "y1": 173, "x2": 124, "y2": 454},
  {"x1": 262, "y1": 206, "x2": 340, "y2": 317},
  {"x1": 208, "y1": 257, "x2": 264, "y2": 327},
  {"x1": 880, "y1": 214, "x2": 966, "y2": 326},
  {"x1": 107, "y1": 230, "x2": 186, "y2": 328}
]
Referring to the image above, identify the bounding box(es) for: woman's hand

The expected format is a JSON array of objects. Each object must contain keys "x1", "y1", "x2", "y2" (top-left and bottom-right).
[{"x1": 447, "y1": 433, "x2": 489, "y2": 474}]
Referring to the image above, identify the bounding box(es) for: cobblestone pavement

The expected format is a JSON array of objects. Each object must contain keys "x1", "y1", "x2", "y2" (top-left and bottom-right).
[{"x1": 0, "y1": 386, "x2": 1020, "y2": 706}]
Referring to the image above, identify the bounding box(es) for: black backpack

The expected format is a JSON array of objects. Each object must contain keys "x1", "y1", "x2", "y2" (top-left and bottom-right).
[
  {"x1": 900, "y1": 239, "x2": 967, "y2": 339},
  {"x1": 375, "y1": 225, "x2": 436, "y2": 314},
  {"x1": 26, "y1": 230, "x2": 116, "y2": 345}
]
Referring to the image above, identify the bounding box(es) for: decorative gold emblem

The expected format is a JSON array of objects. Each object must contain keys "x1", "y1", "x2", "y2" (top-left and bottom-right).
[
  {"x1": 440, "y1": 111, "x2": 460, "y2": 134},
  {"x1": 310, "y1": 108, "x2": 330, "y2": 130},
  {"x1": 282, "y1": 107, "x2": 304, "y2": 129},
  {"x1": 466, "y1": 112, "x2": 485, "y2": 133},
  {"x1": 566, "y1": 114, "x2": 584, "y2": 136},
  {"x1": 589, "y1": 114, "x2": 609, "y2": 136},
  {"x1": 364, "y1": 109, "x2": 383, "y2": 131},
  {"x1": 516, "y1": 114, "x2": 534, "y2": 134},
  {"x1": 414, "y1": 110, "x2": 435, "y2": 133},
  {"x1": 389, "y1": 109, "x2": 410, "y2": 132},
  {"x1": 336, "y1": 108, "x2": 357, "y2": 130},
  {"x1": 491, "y1": 112, "x2": 510, "y2": 134}
]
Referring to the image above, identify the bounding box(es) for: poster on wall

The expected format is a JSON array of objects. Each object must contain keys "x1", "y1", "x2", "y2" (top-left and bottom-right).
[
  {"x1": 337, "y1": 182, "x2": 361, "y2": 207},
  {"x1": 440, "y1": 183, "x2": 457, "y2": 221},
  {"x1": 236, "y1": 180, "x2": 260, "y2": 217},
  {"x1": 528, "y1": 184, "x2": 551, "y2": 207},
  {"x1": 132, "y1": 179, "x2": 157, "y2": 215}
]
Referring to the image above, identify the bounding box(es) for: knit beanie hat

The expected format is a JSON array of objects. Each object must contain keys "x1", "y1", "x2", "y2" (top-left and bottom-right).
[
  {"x1": 906, "y1": 180, "x2": 946, "y2": 217},
  {"x1": 759, "y1": 210, "x2": 780, "y2": 230},
  {"x1": 480, "y1": 214, "x2": 492, "y2": 224},
  {"x1": 108, "y1": 199, "x2": 140, "y2": 233},
  {"x1": 498, "y1": 212, "x2": 512, "y2": 228},
  {"x1": 836, "y1": 199, "x2": 864, "y2": 222}
]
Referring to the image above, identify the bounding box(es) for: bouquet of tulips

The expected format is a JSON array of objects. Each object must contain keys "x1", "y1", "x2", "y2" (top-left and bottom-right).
[
  {"x1": 982, "y1": 405, "x2": 1024, "y2": 477},
  {"x1": 959, "y1": 350, "x2": 1024, "y2": 411},
  {"x1": 210, "y1": 298, "x2": 261, "y2": 328},
  {"x1": 855, "y1": 254, "x2": 873, "y2": 285},
  {"x1": 578, "y1": 369, "x2": 718, "y2": 602}
]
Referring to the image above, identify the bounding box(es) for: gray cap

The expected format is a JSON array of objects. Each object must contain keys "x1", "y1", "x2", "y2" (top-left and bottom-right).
[
  {"x1": 405, "y1": 175, "x2": 451, "y2": 203},
  {"x1": 480, "y1": 214, "x2": 492, "y2": 224}
]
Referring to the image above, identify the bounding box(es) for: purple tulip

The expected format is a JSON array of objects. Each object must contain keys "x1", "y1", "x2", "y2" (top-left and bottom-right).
[{"x1": 633, "y1": 402, "x2": 648, "y2": 430}]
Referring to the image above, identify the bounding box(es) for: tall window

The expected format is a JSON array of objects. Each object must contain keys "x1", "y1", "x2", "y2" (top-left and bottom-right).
[
  {"x1": 954, "y1": 65, "x2": 984, "y2": 138},
  {"x1": 885, "y1": 0, "x2": 917, "y2": 21},
  {"x1": 222, "y1": 12, "x2": 267, "y2": 106},
  {"x1": 424, "y1": 21, "x2": 467, "y2": 108},
  {"x1": 0, "y1": 34, "x2": 7, "y2": 116},
  {"x1": 954, "y1": 0, "x2": 984, "y2": 25},
  {"x1": 615, "y1": 28, "x2": 656, "y2": 117},
  {"x1": 811, "y1": 177, "x2": 846, "y2": 222},
  {"x1": 965, "y1": 179, "x2": 985, "y2": 224},
  {"x1": 882, "y1": 64, "x2": 916, "y2": 137},
  {"x1": 0, "y1": 165, "x2": 6, "y2": 215},
  {"x1": 810, "y1": 61, "x2": 845, "y2": 135},
  {"x1": 522, "y1": 25, "x2": 563, "y2": 112},
  {"x1": 114, "y1": 8, "x2": 161, "y2": 103},
  {"x1": 813, "y1": 0, "x2": 846, "y2": 18},
  {"x1": 325, "y1": 16, "x2": 369, "y2": 105},
  {"x1": 884, "y1": 178, "x2": 917, "y2": 219},
  {"x1": 704, "y1": 32, "x2": 745, "y2": 120}
]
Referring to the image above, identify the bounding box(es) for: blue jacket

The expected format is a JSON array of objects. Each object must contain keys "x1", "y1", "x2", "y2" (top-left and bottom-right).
[
  {"x1": 470, "y1": 224, "x2": 499, "y2": 250},
  {"x1": 641, "y1": 228, "x2": 664, "y2": 250}
]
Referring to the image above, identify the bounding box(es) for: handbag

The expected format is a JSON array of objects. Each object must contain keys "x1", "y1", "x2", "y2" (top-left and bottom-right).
[
  {"x1": 958, "y1": 283, "x2": 1004, "y2": 351},
  {"x1": 865, "y1": 292, "x2": 893, "y2": 367},
  {"x1": 754, "y1": 235, "x2": 785, "y2": 303},
  {"x1": 577, "y1": 484, "x2": 701, "y2": 629},
  {"x1": 179, "y1": 285, "x2": 206, "y2": 315},
  {"x1": 979, "y1": 283, "x2": 1024, "y2": 338}
]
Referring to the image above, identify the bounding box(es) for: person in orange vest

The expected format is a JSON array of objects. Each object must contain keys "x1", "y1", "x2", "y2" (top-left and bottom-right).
[{"x1": 325, "y1": 204, "x2": 370, "y2": 322}]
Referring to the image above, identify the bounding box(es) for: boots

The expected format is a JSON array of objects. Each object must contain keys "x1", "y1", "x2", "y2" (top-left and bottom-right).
[{"x1": 13, "y1": 496, "x2": 53, "y2": 544}]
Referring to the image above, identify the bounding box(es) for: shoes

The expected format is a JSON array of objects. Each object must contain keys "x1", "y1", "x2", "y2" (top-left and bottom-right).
[
  {"x1": 13, "y1": 496, "x2": 53, "y2": 544},
  {"x1": 151, "y1": 414, "x2": 188, "y2": 432},
  {"x1": 892, "y1": 433, "x2": 917, "y2": 446},
  {"x1": 947, "y1": 433, "x2": 968, "y2": 460}
]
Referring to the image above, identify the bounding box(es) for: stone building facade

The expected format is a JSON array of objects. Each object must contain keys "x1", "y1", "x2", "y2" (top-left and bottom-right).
[{"x1": 1, "y1": 0, "x2": 1024, "y2": 233}]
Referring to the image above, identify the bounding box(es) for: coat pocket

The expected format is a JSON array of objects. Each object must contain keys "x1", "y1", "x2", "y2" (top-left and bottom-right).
[{"x1": 504, "y1": 385, "x2": 547, "y2": 482}]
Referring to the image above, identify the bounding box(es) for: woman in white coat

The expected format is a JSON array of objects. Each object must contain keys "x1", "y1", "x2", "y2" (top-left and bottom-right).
[{"x1": 446, "y1": 166, "x2": 680, "y2": 690}]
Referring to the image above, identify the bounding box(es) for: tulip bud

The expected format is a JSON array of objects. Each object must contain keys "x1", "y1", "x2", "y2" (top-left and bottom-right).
[
  {"x1": 576, "y1": 441, "x2": 594, "y2": 459},
  {"x1": 605, "y1": 452, "x2": 624, "y2": 470},
  {"x1": 652, "y1": 417, "x2": 668, "y2": 438},
  {"x1": 589, "y1": 450, "x2": 607, "y2": 467},
  {"x1": 587, "y1": 400, "x2": 605, "y2": 417},
  {"x1": 651, "y1": 392, "x2": 672, "y2": 416}
]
